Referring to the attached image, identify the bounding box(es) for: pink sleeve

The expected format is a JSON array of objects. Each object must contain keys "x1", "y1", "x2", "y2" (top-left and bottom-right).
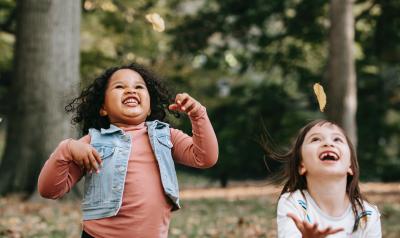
[
  {"x1": 37, "y1": 135, "x2": 90, "y2": 199},
  {"x1": 171, "y1": 106, "x2": 218, "y2": 168}
]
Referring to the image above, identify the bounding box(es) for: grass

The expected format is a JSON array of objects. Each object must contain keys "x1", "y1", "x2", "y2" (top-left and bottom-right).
[
  {"x1": 169, "y1": 197, "x2": 277, "y2": 238},
  {"x1": 1, "y1": 174, "x2": 400, "y2": 237},
  {"x1": 0, "y1": 194, "x2": 400, "y2": 237}
]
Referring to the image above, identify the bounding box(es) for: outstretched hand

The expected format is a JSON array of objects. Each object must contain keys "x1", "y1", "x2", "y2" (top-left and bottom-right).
[
  {"x1": 169, "y1": 93, "x2": 202, "y2": 116},
  {"x1": 287, "y1": 213, "x2": 344, "y2": 238},
  {"x1": 68, "y1": 139, "x2": 102, "y2": 174}
]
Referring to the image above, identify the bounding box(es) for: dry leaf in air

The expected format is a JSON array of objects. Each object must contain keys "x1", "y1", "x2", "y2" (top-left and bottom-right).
[
  {"x1": 313, "y1": 83, "x2": 326, "y2": 112},
  {"x1": 145, "y1": 13, "x2": 165, "y2": 32}
]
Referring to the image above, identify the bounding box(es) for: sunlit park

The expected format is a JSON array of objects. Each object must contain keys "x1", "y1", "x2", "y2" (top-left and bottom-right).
[{"x1": 0, "y1": 0, "x2": 399, "y2": 237}]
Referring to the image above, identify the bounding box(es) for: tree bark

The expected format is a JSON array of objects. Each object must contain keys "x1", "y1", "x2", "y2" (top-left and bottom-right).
[
  {"x1": 327, "y1": 0, "x2": 357, "y2": 146},
  {"x1": 0, "y1": 0, "x2": 80, "y2": 195}
]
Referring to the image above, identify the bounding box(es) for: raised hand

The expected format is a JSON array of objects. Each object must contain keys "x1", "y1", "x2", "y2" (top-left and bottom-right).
[
  {"x1": 68, "y1": 139, "x2": 102, "y2": 174},
  {"x1": 169, "y1": 93, "x2": 202, "y2": 117},
  {"x1": 287, "y1": 213, "x2": 344, "y2": 238}
]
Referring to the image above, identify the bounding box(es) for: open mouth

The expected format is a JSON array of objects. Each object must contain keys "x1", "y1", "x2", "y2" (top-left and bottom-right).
[
  {"x1": 319, "y1": 151, "x2": 339, "y2": 161},
  {"x1": 122, "y1": 96, "x2": 140, "y2": 106}
]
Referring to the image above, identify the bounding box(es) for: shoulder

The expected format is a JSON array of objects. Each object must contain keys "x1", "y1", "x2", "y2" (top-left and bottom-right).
[
  {"x1": 354, "y1": 200, "x2": 382, "y2": 235},
  {"x1": 279, "y1": 190, "x2": 306, "y2": 203},
  {"x1": 361, "y1": 200, "x2": 381, "y2": 221},
  {"x1": 278, "y1": 190, "x2": 307, "y2": 212}
]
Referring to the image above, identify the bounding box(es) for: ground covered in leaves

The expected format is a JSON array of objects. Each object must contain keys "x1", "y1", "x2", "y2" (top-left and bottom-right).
[{"x1": 1, "y1": 183, "x2": 399, "y2": 237}]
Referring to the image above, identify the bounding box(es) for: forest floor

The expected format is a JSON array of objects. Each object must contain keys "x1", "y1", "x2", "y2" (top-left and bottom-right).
[{"x1": 0, "y1": 182, "x2": 399, "y2": 237}]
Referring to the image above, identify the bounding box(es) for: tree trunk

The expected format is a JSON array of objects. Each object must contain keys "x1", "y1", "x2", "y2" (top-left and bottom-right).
[
  {"x1": 327, "y1": 0, "x2": 357, "y2": 146},
  {"x1": 0, "y1": 0, "x2": 80, "y2": 195}
]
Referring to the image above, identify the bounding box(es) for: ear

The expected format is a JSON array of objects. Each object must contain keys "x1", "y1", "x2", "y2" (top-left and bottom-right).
[
  {"x1": 99, "y1": 107, "x2": 108, "y2": 117},
  {"x1": 347, "y1": 167, "x2": 354, "y2": 176},
  {"x1": 299, "y1": 163, "x2": 307, "y2": 175}
]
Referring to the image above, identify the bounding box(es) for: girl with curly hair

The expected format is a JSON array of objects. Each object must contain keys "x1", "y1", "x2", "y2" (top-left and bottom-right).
[{"x1": 38, "y1": 63, "x2": 218, "y2": 238}]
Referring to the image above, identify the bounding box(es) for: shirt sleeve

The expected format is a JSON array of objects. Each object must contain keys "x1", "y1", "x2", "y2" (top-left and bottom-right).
[
  {"x1": 277, "y1": 195, "x2": 302, "y2": 238},
  {"x1": 170, "y1": 105, "x2": 218, "y2": 168},
  {"x1": 364, "y1": 205, "x2": 382, "y2": 238},
  {"x1": 37, "y1": 135, "x2": 90, "y2": 199}
]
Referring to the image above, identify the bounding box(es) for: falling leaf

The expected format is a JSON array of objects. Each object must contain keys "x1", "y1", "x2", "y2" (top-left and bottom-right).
[
  {"x1": 313, "y1": 83, "x2": 326, "y2": 112},
  {"x1": 145, "y1": 13, "x2": 165, "y2": 32}
]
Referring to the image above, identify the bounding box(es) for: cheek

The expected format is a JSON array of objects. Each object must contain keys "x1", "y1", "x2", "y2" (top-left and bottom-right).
[{"x1": 301, "y1": 146, "x2": 313, "y2": 161}]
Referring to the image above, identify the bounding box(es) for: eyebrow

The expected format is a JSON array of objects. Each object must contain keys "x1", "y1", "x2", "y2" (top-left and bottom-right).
[
  {"x1": 109, "y1": 80, "x2": 146, "y2": 86},
  {"x1": 306, "y1": 132, "x2": 345, "y2": 139}
]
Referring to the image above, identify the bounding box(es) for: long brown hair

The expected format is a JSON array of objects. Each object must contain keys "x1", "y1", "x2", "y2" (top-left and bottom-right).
[{"x1": 261, "y1": 119, "x2": 366, "y2": 232}]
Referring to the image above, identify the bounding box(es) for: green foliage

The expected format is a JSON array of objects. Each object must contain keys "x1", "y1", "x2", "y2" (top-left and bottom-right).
[
  {"x1": 0, "y1": 0, "x2": 399, "y2": 183},
  {"x1": 169, "y1": 0, "x2": 400, "y2": 182}
]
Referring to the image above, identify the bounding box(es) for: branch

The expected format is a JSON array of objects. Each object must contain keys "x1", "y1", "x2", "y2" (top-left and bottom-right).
[{"x1": 355, "y1": 0, "x2": 378, "y2": 23}]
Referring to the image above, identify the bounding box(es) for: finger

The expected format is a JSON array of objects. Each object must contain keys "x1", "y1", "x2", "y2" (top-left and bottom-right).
[
  {"x1": 83, "y1": 156, "x2": 91, "y2": 172},
  {"x1": 303, "y1": 221, "x2": 318, "y2": 233},
  {"x1": 319, "y1": 226, "x2": 332, "y2": 234},
  {"x1": 92, "y1": 148, "x2": 102, "y2": 167},
  {"x1": 287, "y1": 213, "x2": 304, "y2": 231},
  {"x1": 88, "y1": 153, "x2": 99, "y2": 173},
  {"x1": 187, "y1": 103, "x2": 200, "y2": 116},
  {"x1": 327, "y1": 227, "x2": 344, "y2": 235},
  {"x1": 181, "y1": 100, "x2": 196, "y2": 113},
  {"x1": 175, "y1": 93, "x2": 189, "y2": 106},
  {"x1": 168, "y1": 104, "x2": 179, "y2": 111}
]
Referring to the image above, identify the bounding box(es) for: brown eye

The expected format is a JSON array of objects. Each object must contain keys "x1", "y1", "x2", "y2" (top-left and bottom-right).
[
  {"x1": 334, "y1": 137, "x2": 343, "y2": 143},
  {"x1": 311, "y1": 137, "x2": 320, "y2": 142}
]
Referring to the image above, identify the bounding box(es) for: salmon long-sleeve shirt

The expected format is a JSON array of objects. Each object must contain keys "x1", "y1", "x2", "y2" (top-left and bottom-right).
[{"x1": 38, "y1": 106, "x2": 218, "y2": 238}]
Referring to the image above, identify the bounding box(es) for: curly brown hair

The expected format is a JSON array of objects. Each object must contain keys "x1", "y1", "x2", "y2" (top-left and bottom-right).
[{"x1": 65, "y1": 63, "x2": 179, "y2": 134}]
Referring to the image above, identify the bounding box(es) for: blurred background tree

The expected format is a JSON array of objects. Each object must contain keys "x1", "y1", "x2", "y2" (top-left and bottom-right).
[
  {"x1": 0, "y1": 0, "x2": 399, "y2": 195},
  {"x1": 0, "y1": 0, "x2": 80, "y2": 195}
]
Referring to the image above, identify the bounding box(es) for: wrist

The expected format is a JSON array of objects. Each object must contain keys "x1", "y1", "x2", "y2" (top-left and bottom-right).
[{"x1": 189, "y1": 105, "x2": 206, "y2": 119}]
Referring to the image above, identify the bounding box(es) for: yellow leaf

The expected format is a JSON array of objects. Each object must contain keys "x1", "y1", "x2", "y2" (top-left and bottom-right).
[
  {"x1": 145, "y1": 13, "x2": 165, "y2": 32},
  {"x1": 313, "y1": 83, "x2": 326, "y2": 112}
]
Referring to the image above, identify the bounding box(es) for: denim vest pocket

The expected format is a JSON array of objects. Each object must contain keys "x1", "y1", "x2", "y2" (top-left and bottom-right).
[{"x1": 82, "y1": 145, "x2": 115, "y2": 206}]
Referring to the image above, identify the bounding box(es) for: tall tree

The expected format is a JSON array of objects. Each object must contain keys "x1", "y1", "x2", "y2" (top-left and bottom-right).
[
  {"x1": 0, "y1": 0, "x2": 81, "y2": 195},
  {"x1": 327, "y1": 0, "x2": 357, "y2": 145}
]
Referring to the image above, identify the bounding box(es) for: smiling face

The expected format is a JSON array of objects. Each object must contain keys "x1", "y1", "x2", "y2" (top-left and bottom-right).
[
  {"x1": 100, "y1": 69, "x2": 151, "y2": 127},
  {"x1": 299, "y1": 123, "x2": 353, "y2": 178}
]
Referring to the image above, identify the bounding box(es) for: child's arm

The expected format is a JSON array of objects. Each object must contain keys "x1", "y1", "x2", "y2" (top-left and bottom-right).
[
  {"x1": 38, "y1": 135, "x2": 101, "y2": 199},
  {"x1": 169, "y1": 93, "x2": 218, "y2": 168}
]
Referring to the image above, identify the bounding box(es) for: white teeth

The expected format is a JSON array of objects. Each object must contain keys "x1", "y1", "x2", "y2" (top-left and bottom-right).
[
  {"x1": 123, "y1": 98, "x2": 139, "y2": 105},
  {"x1": 319, "y1": 152, "x2": 338, "y2": 160}
]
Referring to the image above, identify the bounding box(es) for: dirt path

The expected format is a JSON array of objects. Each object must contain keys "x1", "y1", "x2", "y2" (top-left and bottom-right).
[{"x1": 180, "y1": 182, "x2": 400, "y2": 203}]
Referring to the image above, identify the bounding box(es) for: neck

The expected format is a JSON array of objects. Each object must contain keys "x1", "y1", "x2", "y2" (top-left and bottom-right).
[
  {"x1": 112, "y1": 121, "x2": 145, "y2": 129},
  {"x1": 306, "y1": 176, "x2": 350, "y2": 217}
]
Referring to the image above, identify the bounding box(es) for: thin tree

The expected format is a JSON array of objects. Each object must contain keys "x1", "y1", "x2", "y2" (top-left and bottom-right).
[
  {"x1": 0, "y1": 0, "x2": 81, "y2": 195},
  {"x1": 327, "y1": 0, "x2": 358, "y2": 146}
]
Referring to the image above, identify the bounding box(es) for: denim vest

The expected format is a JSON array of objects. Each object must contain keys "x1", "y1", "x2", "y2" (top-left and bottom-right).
[{"x1": 81, "y1": 120, "x2": 180, "y2": 221}]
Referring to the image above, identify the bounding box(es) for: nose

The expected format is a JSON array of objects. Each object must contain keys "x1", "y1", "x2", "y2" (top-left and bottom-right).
[
  {"x1": 322, "y1": 138, "x2": 335, "y2": 147},
  {"x1": 124, "y1": 87, "x2": 137, "y2": 94}
]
